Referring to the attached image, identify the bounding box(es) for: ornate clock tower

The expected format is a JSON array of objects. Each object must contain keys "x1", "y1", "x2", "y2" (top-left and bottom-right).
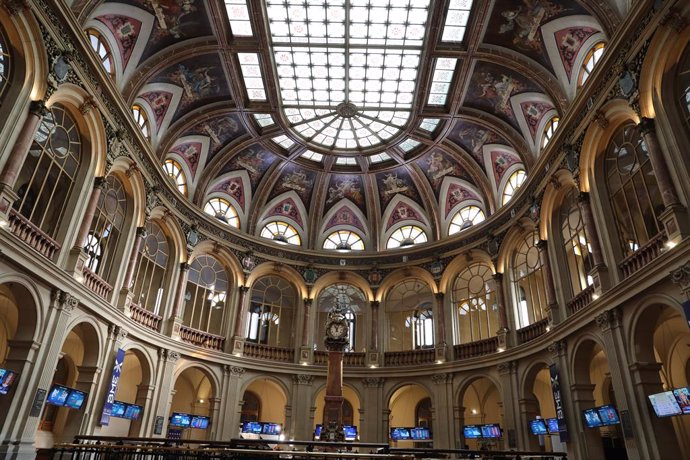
[{"x1": 320, "y1": 298, "x2": 350, "y2": 441}]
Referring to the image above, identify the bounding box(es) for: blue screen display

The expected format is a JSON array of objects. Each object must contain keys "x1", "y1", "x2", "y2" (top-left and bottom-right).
[
  {"x1": 410, "y1": 427, "x2": 430, "y2": 440},
  {"x1": 314, "y1": 424, "x2": 322, "y2": 438},
  {"x1": 47, "y1": 385, "x2": 71, "y2": 406},
  {"x1": 463, "y1": 425, "x2": 481, "y2": 438},
  {"x1": 597, "y1": 405, "x2": 620, "y2": 426},
  {"x1": 529, "y1": 419, "x2": 547, "y2": 435},
  {"x1": 110, "y1": 401, "x2": 126, "y2": 417},
  {"x1": 124, "y1": 404, "x2": 143, "y2": 420},
  {"x1": 170, "y1": 412, "x2": 191, "y2": 428},
  {"x1": 390, "y1": 427, "x2": 410, "y2": 440},
  {"x1": 64, "y1": 390, "x2": 86, "y2": 410},
  {"x1": 583, "y1": 408, "x2": 603, "y2": 428},
  {"x1": 191, "y1": 416, "x2": 210, "y2": 429},
  {"x1": 343, "y1": 425, "x2": 357, "y2": 441},
  {"x1": 242, "y1": 421, "x2": 262, "y2": 433},
  {"x1": 0, "y1": 369, "x2": 17, "y2": 395},
  {"x1": 673, "y1": 387, "x2": 690, "y2": 415},
  {"x1": 546, "y1": 418, "x2": 560, "y2": 434},
  {"x1": 481, "y1": 424, "x2": 501, "y2": 438},
  {"x1": 261, "y1": 422, "x2": 282, "y2": 435}
]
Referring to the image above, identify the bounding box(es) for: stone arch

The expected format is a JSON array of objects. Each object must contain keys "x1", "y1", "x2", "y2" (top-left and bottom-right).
[
  {"x1": 246, "y1": 262, "x2": 308, "y2": 299},
  {"x1": 440, "y1": 249, "x2": 495, "y2": 295},
  {"x1": 172, "y1": 361, "x2": 221, "y2": 400},
  {"x1": 148, "y1": 206, "x2": 187, "y2": 264},
  {"x1": 0, "y1": 275, "x2": 43, "y2": 343},
  {"x1": 538, "y1": 168, "x2": 577, "y2": 240},
  {"x1": 189, "y1": 240, "x2": 243, "y2": 288},
  {"x1": 311, "y1": 271, "x2": 374, "y2": 303},
  {"x1": 454, "y1": 373, "x2": 503, "y2": 404},
  {"x1": 240, "y1": 375, "x2": 291, "y2": 403},
  {"x1": 496, "y1": 217, "x2": 537, "y2": 274},
  {"x1": 377, "y1": 267, "x2": 437, "y2": 302}
]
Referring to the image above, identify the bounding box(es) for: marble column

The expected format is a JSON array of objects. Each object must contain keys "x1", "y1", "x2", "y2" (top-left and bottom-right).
[
  {"x1": 231, "y1": 285, "x2": 249, "y2": 355},
  {"x1": 290, "y1": 374, "x2": 315, "y2": 440},
  {"x1": 367, "y1": 300, "x2": 380, "y2": 367},
  {"x1": 67, "y1": 177, "x2": 106, "y2": 277},
  {"x1": 219, "y1": 365, "x2": 245, "y2": 440},
  {"x1": 119, "y1": 226, "x2": 147, "y2": 311},
  {"x1": 431, "y1": 373, "x2": 455, "y2": 449},
  {"x1": 577, "y1": 192, "x2": 609, "y2": 292},
  {"x1": 434, "y1": 293, "x2": 447, "y2": 361},
  {"x1": 493, "y1": 273, "x2": 510, "y2": 349},
  {"x1": 361, "y1": 377, "x2": 385, "y2": 443},
  {"x1": 497, "y1": 361, "x2": 519, "y2": 450},
  {"x1": 536, "y1": 239, "x2": 560, "y2": 324},
  {"x1": 299, "y1": 297, "x2": 314, "y2": 364},
  {"x1": 150, "y1": 349, "x2": 180, "y2": 438}
]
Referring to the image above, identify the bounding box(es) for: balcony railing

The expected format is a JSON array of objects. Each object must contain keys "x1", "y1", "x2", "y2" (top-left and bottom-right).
[
  {"x1": 82, "y1": 267, "x2": 113, "y2": 300},
  {"x1": 517, "y1": 318, "x2": 549, "y2": 344},
  {"x1": 243, "y1": 342, "x2": 294, "y2": 362},
  {"x1": 566, "y1": 284, "x2": 594, "y2": 315},
  {"x1": 179, "y1": 325, "x2": 224, "y2": 351},
  {"x1": 383, "y1": 348, "x2": 435, "y2": 366},
  {"x1": 8, "y1": 208, "x2": 61, "y2": 260},
  {"x1": 129, "y1": 303, "x2": 162, "y2": 332},
  {"x1": 454, "y1": 337, "x2": 499, "y2": 360},
  {"x1": 313, "y1": 351, "x2": 365, "y2": 367},
  {"x1": 619, "y1": 231, "x2": 667, "y2": 279}
]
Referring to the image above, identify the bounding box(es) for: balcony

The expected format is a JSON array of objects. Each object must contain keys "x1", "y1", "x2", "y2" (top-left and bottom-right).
[
  {"x1": 517, "y1": 318, "x2": 549, "y2": 345},
  {"x1": 566, "y1": 285, "x2": 594, "y2": 315},
  {"x1": 619, "y1": 232, "x2": 667, "y2": 279},
  {"x1": 129, "y1": 303, "x2": 162, "y2": 332},
  {"x1": 243, "y1": 342, "x2": 294, "y2": 362},
  {"x1": 82, "y1": 267, "x2": 113, "y2": 300},
  {"x1": 313, "y1": 351, "x2": 365, "y2": 367},
  {"x1": 384, "y1": 348, "x2": 435, "y2": 366},
  {"x1": 179, "y1": 325, "x2": 225, "y2": 351},
  {"x1": 454, "y1": 337, "x2": 499, "y2": 360},
  {"x1": 8, "y1": 208, "x2": 61, "y2": 260}
]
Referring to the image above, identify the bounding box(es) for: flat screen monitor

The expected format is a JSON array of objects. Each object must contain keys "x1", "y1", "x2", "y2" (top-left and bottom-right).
[
  {"x1": 649, "y1": 391, "x2": 682, "y2": 417},
  {"x1": 170, "y1": 412, "x2": 192, "y2": 428},
  {"x1": 597, "y1": 405, "x2": 620, "y2": 426},
  {"x1": 463, "y1": 425, "x2": 482, "y2": 439},
  {"x1": 110, "y1": 401, "x2": 127, "y2": 417},
  {"x1": 390, "y1": 427, "x2": 411, "y2": 440},
  {"x1": 343, "y1": 425, "x2": 357, "y2": 441},
  {"x1": 242, "y1": 421, "x2": 262, "y2": 434},
  {"x1": 314, "y1": 424, "x2": 322, "y2": 439},
  {"x1": 124, "y1": 404, "x2": 143, "y2": 420},
  {"x1": 529, "y1": 419, "x2": 547, "y2": 435},
  {"x1": 64, "y1": 389, "x2": 86, "y2": 410},
  {"x1": 261, "y1": 422, "x2": 282, "y2": 435},
  {"x1": 46, "y1": 384, "x2": 71, "y2": 407},
  {"x1": 191, "y1": 415, "x2": 210, "y2": 429},
  {"x1": 0, "y1": 369, "x2": 18, "y2": 395},
  {"x1": 546, "y1": 418, "x2": 560, "y2": 434},
  {"x1": 410, "y1": 427, "x2": 431, "y2": 441},
  {"x1": 481, "y1": 424, "x2": 502, "y2": 438},
  {"x1": 673, "y1": 387, "x2": 690, "y2": 415},
  {"x1": 583, "y1": 408, "x2": 603, "y2": 428}
]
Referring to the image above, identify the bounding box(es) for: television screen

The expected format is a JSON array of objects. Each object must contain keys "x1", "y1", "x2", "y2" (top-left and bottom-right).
[
  {"x1": 261, "y1": 422, "x2": 282, "y2": 435},
  {"x1": 343, "y1": 425, "x2": 357, "y2": 441},
  {"x1": 463, "y1": 425, "x2": 482, "y2": 439},
  {"x1": 110, "y1": 401, "x2": 126, "y2": 417},
  {"x1": 673, "y1": 387, "x2": 690, "y2": 415},
  {"x1": 529, "y1": 419, "x2": 547, "y2": 435},
  {"x1": 0, "y1": 369, "x2": 18, "y2": 395},
  {"x1": 481, "y1": 424, "x2": 502, "y2": 438},
  {"x1": 170, "y1": 412, "x2": 191, "y2": 428},
  {"x1": 46, "y1": 385, "x2": 71, "y2": 407},
  {"x1": 649, "y1": 391, "x2": 682, "y2": 417},
  {"x1": 242, "y1": 421, "x2": 262, "y2": 434},
  {"x1": 314, "y1": 424, "x2": 322, "y2": 439},
  {"x1": 191, "y1": 416, "x2": 210, "y2": 429},
  {"x1": 410, "y1": 427, "x2": 431, "y2": 440},
  {"x1": 597, "y1": 405, "x2": 620, "y2": 426},
  {"x1": 583, "y1": 408, "x2": 603, "y2": 428},
  {"x1": 546, "y1": 418, "x2": 560, "y2": 434},
  {"x1": 64, "y1": 389, "x2": 86, "y2": 410},
  {"x1": 124, "y1": 404, "x2": 143, "y2": 420},
  {"x1": 390, "y1": 427, "x2": 411, "y2": 440}
]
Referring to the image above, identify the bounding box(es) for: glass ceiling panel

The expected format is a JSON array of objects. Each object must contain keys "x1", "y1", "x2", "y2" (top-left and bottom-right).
[
  {"x1": 441, "y1": 0, "x2": 473, "y2": 42},
  {"x1": 238, "y1": 53, "x2": 267, "y2": 101},
  {"x1": 266, "y1": 0, "x2": 432, "y2": 151},
  {"x1": 225, "y1": 1, "x2": 254, "y2": 37}
]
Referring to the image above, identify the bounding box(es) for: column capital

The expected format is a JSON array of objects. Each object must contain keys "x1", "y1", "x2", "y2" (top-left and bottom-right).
[
  {"x1": 639, "y1": 117, "x2": 656, "y2": 136},
  {"x1": 239, "y1": 285, "x2": 250, "y2": 294},
  {"x1": 94, "y1": 176, "x2": 107, "y2": 190},
  {"x1": 670, "y1": 261, "x2": 690, "y2": 299},
  {"x1": 303, "y1": 297, "x2": 313, "y2": 307},
  {"x1": 431, "y1": 373, "x2": 452, "y2": 385},
  {"x1": 28, "y1": 100, "x2": 49, "y2": 117},
  {"x1": 595, "y1": 308, "x2": 621, "y2": 332},
  {"x1": 536, "y1": 239, "x2": 548, "y2": 250},
  {"x1": 164, "y1": 349, "x2": 180, "y2": 363},
  {"x1": 292, "y1": 374, "x2": 314, "y2": 385},
  {"x1": 52, "y1": 288, "x2": 79, "y2": 313},
  {"x1": 362, "y1": 377, "x2": 384, "y2": 388},
  {"x1": 497, "y1": 361, "x2": 517, "y2": 375},
  {"x1": 548, "y1": 339, "x2": 567, "y2": 359},
  {"x1": 435, "y1": 292, "x2": 445, "y2": 301},
  {"x1": 370, "y1": 300, "x2": 380, "y2": 309},
  {"x1": 136, "y1": 226, "x2": 148, "y2": 238},
  {"x1": 225, "y1": 365, "x2": 245, "y2": 377},
  {"x1": 180, "y1": 262, "x2": 190, "y2": 272},
  {"x1": 493, "y1": 272, "x2": 503, "y2": 283},
  {"x1": 577, "y1": 191, "x2": 590, "y2": 205}
]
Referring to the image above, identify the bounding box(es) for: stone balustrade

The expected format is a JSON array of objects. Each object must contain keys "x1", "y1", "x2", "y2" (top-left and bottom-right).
[
  {"x1": 453, "y1": 337, "x2": 499, "y2": 360},
  {"x1": 566, "y1": 284, "x2": 595, "y2": 315},
  {"x1": 179, "y1": 325, "x2": 225, "y2": 351},
  {"x1": 384, "y1": 348, "x2": 436, "y2": 366},
  {"x1": 82, "y1": 267, "x2": 113, "y2": 300},
  {"x1": 619, "y1": 231, "x2": 667, "y2": 279},
  {"x1": 8, "y1": 208, "x2": 61, "y2": 260},
  {"x1": 517, "y1": 318, "x2": 549, "y2": 344},
  {"x1": 129, "y1": 303, "x2": 162, "y2": 332},
  {"x1": 243, "y1": 342, "x2": 295, "y2": 362}
]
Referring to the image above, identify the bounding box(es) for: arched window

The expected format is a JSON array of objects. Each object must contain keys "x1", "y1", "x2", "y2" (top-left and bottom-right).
[
  {"x1": 131, "y1": 221, "x2": 169, "y2": 316},
  {"x1": 163, "y1": 159, "x2": 187, "y2": 196},
  {"x1": 512, "y1": 231, "x2": 547, "y2": 328},
  {"x1": 86, "y1": 29, "x2": 114, "y2": 77},
  {"x1": 14, "y1": 104, "x2": 82, "y2": 240},
  {"x1": 132, "y1": 105, "x2": 150, "y2": 139},
  {"x1": 84, "y1": 175, "x2": 127, "y2": 283},
  {"x1": 260, "y1": 221, "x2": 301, "y2": 246},
  {"x1": 578, "y1": 42, "x2": 605, "y2": 87},
  {"x1": 385, "y1": 279, "x2": 434, "y2": 351},
  {"x1": 386, "y1": 225, "x2": 427, "y2": 249},
  {"x1": 501, "y1": 169, "x2": 526, "y2": 205},
  {"x1": 560, "y1": 189, "x2": 594, "y2": 297},
  {"x1": 316, "y1": 284, "x2": 366, "y2": 352},
  {"x1": 541, "y1": 117, "x2": 559, "y2": 149},
  {"x1": 453, "y1": 263, "x2": 498, "y2": 344},
  {"x1": 184, "y1": 255, "x2": 229, "y2": 335},
  {"x1": 323, "y1": 230, "x2": 364, "y2": 251},
  {"x1": 241, "y1": 391, "x2": 261, "y2": 422},
  {"x1": 204, "y1": 197, "x2": 240, "y2": 228},
  {"x1": 247, "y1": 276, "x2": 297, "y2": 347},
  {"x1": 605, "y1": 123, "x2": 664, "y2": 256},
  {"x1": 449, "y1": 205, "x2": 485, "y2": 235},
  {"x1": 0, "y1": 27, "x2": 9, "y2": 97}
]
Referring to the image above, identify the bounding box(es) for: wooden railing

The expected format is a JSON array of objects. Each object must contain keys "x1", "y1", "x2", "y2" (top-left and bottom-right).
[
  {"x1": 454, "y1": 336, "x2": 499, "y2": 360},
  {"x1": 129, "y1": 303, "x2": 162, "y2": 332},
  {"x1": 313, "y1": 351, "x2": 365, "y2": 367},
  {"x1": 566, "y1": 284, "x2": 595, "y2": 315},
  {"x1": 179, "y1": 325, "x2": 225, "y2": 351},
  {"x1": 383, "y1": 348, "x2": 435, "y2": 366},
  {"x1": 7, "y1": 208, "x2": 61, "y2": 260},
  {"x1": 517, "y1": 318, "x2": 549, "y2": 344},
  {"x1": 243, "y1": 342, "x2": 294, "y2": 362},
  {"x1": 82, "y1": 267, "x2": 113, "y2": 300},
  {"x1": 619, "y1": 232, "x2": 667, "y2": 279}
]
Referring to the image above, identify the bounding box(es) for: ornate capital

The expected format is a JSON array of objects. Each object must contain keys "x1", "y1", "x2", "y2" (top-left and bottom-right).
[
  {"x1": 577, "y1": 191, "x2": 590, "y2": 205},
  {"x1": 78, "y1": 96, "x2": 97, "y2": 115},
  {"x1": 180, "y1": 262, "x2": 190, "y2": 272},
  {"x1": 370, "y1": 300, "x2": 380, "y2": 309},
  {"x1": 136, "y1": 226, "x2": 148, "y2": 239},
  {"x1": 29, "y1": 100, "x2": 49, "y2": 118},
  {"x1": 431, "y1": 373, "x2": 452, "y2": 385},
  {"x1": 53, "y1": 289, "x2": 78, "y2": 313},
  {"x1": 548, "y1": 340, "x2": 567, "y2": 359},
  {"x1": 115, "y1": 326, "x2": 128, "y2": 343},
  {"x1": 497, "y1": 361, "x2": 517, "y2": 375},
  {"x1": 229, "y1": 366, "x2": 245, "y2": 377},
  {"x1": 671, "y1": 262, "x2": 690, "y2": 299},
  {"x1": 362, "y1": 377, "x2": 384, "y2": 388},
  {"x1": 595, "y1": 308, "x2": 621, "y2": 331},
  {"x1": 303, "y1": 298, "x2": 313, "y2": 308},
  {"x1": 165, "y1": 350, "x2": 180, "y2": 363},
  {"x1": 94, "y1": 176, "x2": 107, "y2": 191},
  {"x1": 536, "y1": 239, "x2": 548, "y2": 251},
  {"x1": 639, "y1": 117, "x2": 656, "y2": 137},
  {"x1": 435, "y1": 292, "x2": 445, "y2": 302},
  {"x1": 2, "y1": 0, "x2": 29, "y2": 16},
  {"x1": 593, "y1": 110, "x2": 609, "y2": 129},
  {"x1": 239, "y1": 285, "x2": 250, "y2": 294},
  {"x1": 292, "y1": 374, "x2": 314, "y2": 385}
]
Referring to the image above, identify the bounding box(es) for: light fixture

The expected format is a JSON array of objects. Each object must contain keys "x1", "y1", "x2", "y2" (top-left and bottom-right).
[
  {"x1": 0, "y1": 217, "x2": 8, "y2": 228},
  {"x1": 198, "y1": 399, "x2": 204, "y2": 403},
  {"x1": 471, "y1": 409, "x2": 478, "y2": 415},
  {"x1": 592, "y1": 293, "x2": 600, "y2": 300},
  {"x1": 666, "y1": 240, "x2": 678, "y2": 250},
  {"x1": 497, "y1": 347, "x2": 505, "y2": 353},
  {"x1": 301, "y1": 361, "x2": 308, "y2": 366}
]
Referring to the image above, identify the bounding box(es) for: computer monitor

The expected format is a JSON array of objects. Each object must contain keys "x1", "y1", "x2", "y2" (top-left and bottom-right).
[
  {"x1": 390, "y1": 427, "x2": 411, "y2": 440},
  {"x1": 481, "y1": 423, "x2": 501, "y2": 438},
  {"x1": 583, "y1": 408, "x2": 603, "y2": 428},
  {"x1": 64, "y1": 389, "x2": 86, "y2": 410},
  {"x1": 343, "y1": 425, "x2": 357, "y2": 441},
  {"x1": 170, "y1": 412, "x2": 192, "y2": 428},
  {"x1": 261, "y1": 422, "x2": 282, "y2": 435},
  {"x1": 410, "y1": 427, "x2": 431, "y2": 440},
  {"x1": 110, "y1": 401, "x2": 127, "y2": 418},
  {"x1": 241, "y1": 421, "x2": 262, "y2": 434},
  {"x1": 463, "y1": 425, "x2": 482, "y2": 439},
  {"x1": 191, "y1": 415, "x2": 210, "y2": 429},
  {"x1": 673, "y1": 387, "x2": 690, "y2": 415},
  {"x1": 546, "y1": 418, "x2": 560, "y2": 434},
  {"x1": 529, "y1": 419, "x2": 547, "y2": 435},
  {"x1": 649, "y1": 391, "x2": 682, "y2": 418},
  {"x1": 314, "y1": 424, "x2": 322, "y2": 439},
  {"x1": 124, "y1": 404, "x2": 143, "y2": 420},
  {"x1": 0, "y1": 369, "x2": 18, "y2": 395},
  {"x1": 46, "y1": 384, "x2": 71, "y2": 407},
  {"x1": 597, "y1": 405, "x2": 620, "y2": 426}
]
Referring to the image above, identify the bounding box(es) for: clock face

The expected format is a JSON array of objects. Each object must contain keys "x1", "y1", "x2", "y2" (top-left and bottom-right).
[{"x1": 328, "y1": 323, "x2": 346, "y2": 338}]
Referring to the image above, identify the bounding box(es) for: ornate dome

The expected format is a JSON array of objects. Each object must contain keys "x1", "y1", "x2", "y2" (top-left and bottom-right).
[{"x1": 80, "y1": 0, "x2": 615, "y2": 253}]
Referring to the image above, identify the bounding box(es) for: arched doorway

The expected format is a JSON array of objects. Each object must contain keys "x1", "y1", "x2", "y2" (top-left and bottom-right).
[
  {"x1": 458, "y1": 377, "x2": 502, "y2": 450},
  {"x1": 521, "y1": 363, "x2": 561, "y2": 452},
  {"x1": 241, "y1": 378, "x2": 288, "y2": 436},
  {"x1": 170, "y1": 366, "x2": 216, "y2": 441},
  {"x1": 313, "y1": 385, "x2": 361, "y2": 439},
  {"x1": 389, "y1": 384, "x2": 432, "y2": 448}
]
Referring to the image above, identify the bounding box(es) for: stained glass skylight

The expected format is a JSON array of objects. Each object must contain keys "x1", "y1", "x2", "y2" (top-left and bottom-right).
[
  {"x1": 238, "y1": 53, "x2": 266, "y2": 101},
  {"x1": 399, "y1": 138, "x2": 420, "y2": 152},
  {"x1": 420, "y1": 118, "x2": 440, "y2": 133},
  {"x1": 225, "y1": 1, "x2": 254, "y2": 37},
  {"x1": 369, "y1": 152, "x2": 391, "y2": 164},
  {"x1": 301, "y1": 150, "x2": 324, "y2": 162},
  {"x1": 441, "y1": 0, "x2": 473, "y2": 42},
  {"x1": 335, "y1": 156, "x2": 357, "y2": 165},
  {"x1": 254, "y1": 113, "x2": 275, "y2": 127},
  {"x1": 272, "y1": 135, "x2": 295, "y2": 149},
  {"x1": 428, "y1": 58, "x2": 457, "y2": 105},
  {"x1": 266, "y1": 0, "x2": 432, "y2": 151}
]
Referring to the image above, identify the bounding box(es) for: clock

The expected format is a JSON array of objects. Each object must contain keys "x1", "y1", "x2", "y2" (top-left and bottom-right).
[{"x1": 328, "y1": 322, "x2": 346, "y2": 339}]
